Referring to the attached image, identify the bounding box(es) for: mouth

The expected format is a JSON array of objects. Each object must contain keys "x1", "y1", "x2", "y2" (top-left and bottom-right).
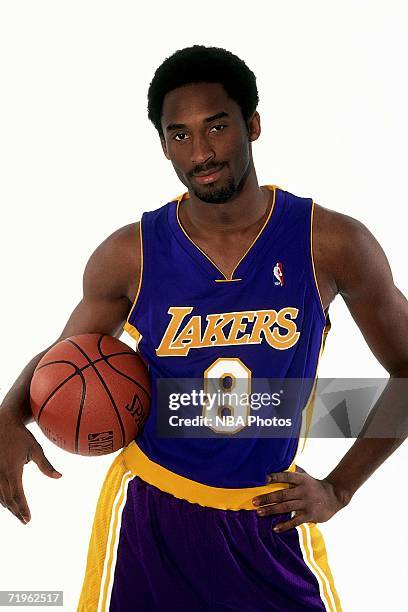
[{"x1": 192, "y1": 165, "x2": 224, "y2": 185}]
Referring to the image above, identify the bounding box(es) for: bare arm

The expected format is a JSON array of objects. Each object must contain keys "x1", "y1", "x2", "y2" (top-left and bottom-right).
[
  {"x1": 253, "y1": 207, "x2": 408, "y2": 529},
  {"x1": 316, "y1": 208, "x2": 408, "y2": 502},
  {"x1": 0, "y1": 222, "x2": 140, "y2": 523}
]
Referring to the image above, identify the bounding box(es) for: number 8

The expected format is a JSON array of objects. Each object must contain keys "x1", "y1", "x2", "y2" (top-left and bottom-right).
[{"x1": 203, "y1": 357, "x2": 252, "y2": 434}]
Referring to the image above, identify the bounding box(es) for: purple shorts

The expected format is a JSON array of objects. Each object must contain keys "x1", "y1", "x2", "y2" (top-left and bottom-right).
[{"x1": 78, "y1": 445, "x2": 341, "y2": 612}]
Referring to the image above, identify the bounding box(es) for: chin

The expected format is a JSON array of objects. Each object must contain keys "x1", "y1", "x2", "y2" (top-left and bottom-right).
[{"x1": 192, "y1": 179, "x2": 236, "y2": 204}]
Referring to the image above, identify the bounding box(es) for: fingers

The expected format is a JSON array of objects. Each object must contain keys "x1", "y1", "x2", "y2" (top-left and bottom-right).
[
  {"x1": 267, "y1": 471, "x2": 304, "y2": 485},
  {"x1": 256, "y1": 500, "x2": 303, "y2": 517},
  {"x1": 0, "y1": 443, "x2": 62, "y2": 525},
  {"x1": 10, "y1": 471, "x2": 31, "y2": 523},
  {"x1": 273, "y1": 513, "x2": 308, "y2": 533},
  {"x1": 0, "y1": 472, "x2": 30, "y2": 524},
  {"x1": 0, "y1": 475, "x2": 8, "y2": 509},
  {"x1": 253, "y1": 486, "x2": 300, "y2": 508},
  {"x1": 30, "y1": 445, "x2": 62, "y2": 479}
]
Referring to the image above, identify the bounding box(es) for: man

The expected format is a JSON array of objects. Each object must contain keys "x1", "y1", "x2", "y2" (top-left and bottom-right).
[{"x1": 0, "y1": 45, "x2": 407, "y2": 611}]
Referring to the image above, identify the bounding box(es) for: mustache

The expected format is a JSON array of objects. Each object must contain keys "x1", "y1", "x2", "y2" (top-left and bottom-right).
[{"x1": 189, "y1": 162, "x2": 227, "y2": 177}]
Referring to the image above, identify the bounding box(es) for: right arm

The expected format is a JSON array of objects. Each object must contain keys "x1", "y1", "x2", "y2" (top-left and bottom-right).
[{"x1": 0, "y1": 222, "x2": 140, "y2": 524}]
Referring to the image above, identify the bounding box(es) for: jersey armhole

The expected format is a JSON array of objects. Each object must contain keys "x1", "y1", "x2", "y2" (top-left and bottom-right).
[
  {"x1": 123, "y1": 219, "x2": 145, "y2": 346},
  {"x1": 308, "y1": 199, "x2": 328, "y2": 326}
]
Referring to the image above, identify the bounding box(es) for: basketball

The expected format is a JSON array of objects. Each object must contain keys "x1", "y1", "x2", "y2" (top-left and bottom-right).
[{"x1": 29, "y1": 334, "x2": 151, "y2": 456}]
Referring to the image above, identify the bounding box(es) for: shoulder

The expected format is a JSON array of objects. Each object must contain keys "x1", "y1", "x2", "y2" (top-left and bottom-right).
[
  {"x1": 104, "y1": 221, "x2": 140, "y2": 246},
  {"x1": 84, "y1": 222, "x2": 141, "y2": 302},
  {"x1": 313, "y1": 203, "x2": 393, "y2": 298},
  {"x1": 314, "y1": 203, "x2": 371, "y2": 243},
  {"x1": 92, "y1": 222, "x2": 140, "y2": 271}
]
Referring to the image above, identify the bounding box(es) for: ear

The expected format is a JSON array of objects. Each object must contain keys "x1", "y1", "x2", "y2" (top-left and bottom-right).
[
  {"x1": 247, "y1": 111, "x2": 261, "y2": 142},
  {"x1": 160, "y1": 136, "x2": 170, "y2": 160}
]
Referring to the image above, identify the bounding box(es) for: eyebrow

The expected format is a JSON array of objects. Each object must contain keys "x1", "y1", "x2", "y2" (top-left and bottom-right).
[{"x1": 165, "y1": 111, "x2": 230, "y2": 133}]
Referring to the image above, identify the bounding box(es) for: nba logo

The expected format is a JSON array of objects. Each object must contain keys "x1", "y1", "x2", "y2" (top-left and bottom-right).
[{"x1": 273, "y1": 262, "x2": 284, "y2": 286}]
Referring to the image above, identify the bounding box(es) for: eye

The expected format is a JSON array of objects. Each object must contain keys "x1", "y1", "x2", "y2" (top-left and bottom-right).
[
  {"x1": 174, "y1": 132, "x2": 189, "y2": 141},
  {"x1": 210, "y1": 124, "x2": 227, "y2": 133}
]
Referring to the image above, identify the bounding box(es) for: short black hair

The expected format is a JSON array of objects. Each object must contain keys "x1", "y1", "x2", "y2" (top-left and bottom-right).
[{"x1": 147, "y1": 45, "x2": 259, "y2": 136}]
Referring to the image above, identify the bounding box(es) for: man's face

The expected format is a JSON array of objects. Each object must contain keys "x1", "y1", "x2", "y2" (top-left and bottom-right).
[{"x1": 160, "y1": 82, "x2": 260, "y2": 203}]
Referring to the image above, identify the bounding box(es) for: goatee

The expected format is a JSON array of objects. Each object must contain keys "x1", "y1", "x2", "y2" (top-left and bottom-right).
[{"x1": 192, "y1": 178, "x2": 236, "y2": 203}]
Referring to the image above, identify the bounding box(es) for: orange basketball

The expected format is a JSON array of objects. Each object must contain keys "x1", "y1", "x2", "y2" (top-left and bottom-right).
[{"x1": 30, "y1": 334, "x2": 151, "y2": 456}]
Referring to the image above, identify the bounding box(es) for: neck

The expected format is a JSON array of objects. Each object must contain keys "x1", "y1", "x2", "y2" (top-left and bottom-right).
[{"x1": 181, "y1": 169, "x2": 270, "y2": 237}]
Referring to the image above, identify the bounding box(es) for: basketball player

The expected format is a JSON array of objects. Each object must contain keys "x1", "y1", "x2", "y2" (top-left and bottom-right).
[{"x1": 1, "y1": 46, "x2": 407, "y2": 611}]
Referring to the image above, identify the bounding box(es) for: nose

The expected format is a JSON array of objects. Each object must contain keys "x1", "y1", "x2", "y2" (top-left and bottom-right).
[{"x1": 191, "y1": 133, "x2": 215, "y2": 166}]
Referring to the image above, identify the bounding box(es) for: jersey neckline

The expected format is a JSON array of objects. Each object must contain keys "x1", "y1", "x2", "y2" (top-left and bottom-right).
[{"x1": 168, "y1": 185, "x2": 283, "y2": 283}]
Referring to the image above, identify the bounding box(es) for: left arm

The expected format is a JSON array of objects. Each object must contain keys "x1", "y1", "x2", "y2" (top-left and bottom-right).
[{"x1": 253, "y1": 208, "x2": 408, "y2": 531}]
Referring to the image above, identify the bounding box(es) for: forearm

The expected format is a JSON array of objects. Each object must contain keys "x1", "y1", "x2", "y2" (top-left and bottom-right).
[
  {"x1": 0, "y1": 346, "x2": 53, "y2": 425},
  {"x1": 324, "y1": 437, "x2": 404, "y2": 505},
  {"x1": 324, "y1": 375, "x2": 408, "y2": 505}
]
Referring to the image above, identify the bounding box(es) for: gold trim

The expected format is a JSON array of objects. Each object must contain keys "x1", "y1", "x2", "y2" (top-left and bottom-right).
[
  {"x1": 176, "y1": 198, "x2": 227, "y2": 279},
  {"x1": 77, "y1": 453, "x2": 133, "y2": 612},
  {"x1": 220, "y1": 372, "x2": 236, "y2": 391},
  {"x1": 122, "y1": 441, "x2": 296, "y2": 511},
  {"x1": 127, "y1": 221, "x2": 143, "y2": 320},
  {"x1": 229, "y1": 185, "x2": 277, "y2": 279},
  {"x1": 176, "y1": 185, "x2": 277, "y2": 281},
  {"x1": 296, "y1": 321, "x2": 331, "y2": 457},
  {"x1": 123, "y1": 321, "x2": 142, "y2": 347},
  {"x1": 123, "y1": 222, "x2": 144, "y2": 345},
  {"x1": 310, "y1": 201, "x2": 326, "y2": 318},
  {"x1": 99, "y1": 471, "x2": 133, "y2": 611},
  {"x1": 297, "y1": 523, "x2": 342, "y2": 611}
]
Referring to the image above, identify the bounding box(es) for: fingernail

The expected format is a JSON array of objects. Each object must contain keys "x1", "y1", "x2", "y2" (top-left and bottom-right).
[
  {"x1": 257, "y1": 509, "x2": 265, "y2": 516},
  {"x1": 53, "y1": 471, "x2": 62, "y2": 477},
  {"x1": 253, "y1": 500, "x2": 259, "y2": 507}
]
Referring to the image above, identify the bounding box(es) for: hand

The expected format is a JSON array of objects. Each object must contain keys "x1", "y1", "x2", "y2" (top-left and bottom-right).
[
  {"x1": 0, "y1": 411, "x2": 62, "y2": 524},
  {"x1": 252, "y1": 467, "x2": 347, "y2": 533}
]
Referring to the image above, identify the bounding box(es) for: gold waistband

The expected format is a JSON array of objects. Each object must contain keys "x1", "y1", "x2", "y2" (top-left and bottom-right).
[{"x1": 122, "y1": 441, "x2": 296, "y2": 511}]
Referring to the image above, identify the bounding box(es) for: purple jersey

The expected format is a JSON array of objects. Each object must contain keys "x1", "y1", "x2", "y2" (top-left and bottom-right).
[{"x1": 123, "y1": 185, "x2": 329, "y2": 488}]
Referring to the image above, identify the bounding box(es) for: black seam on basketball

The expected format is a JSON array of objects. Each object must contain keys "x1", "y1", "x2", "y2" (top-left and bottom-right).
[
  {"x1": 96, "y1": 335, "x2": 151, "y2": 399},
  {"x1": 102, "y1": 358, "x2": 151, "y2": 399},
  {"x1": 91, "y1": 350, "x2": 136, "y2": 360},
  {"x1": 38, "y1": 353, "x2": 139, "y2": 375},
  {"x1": 77, "y1": 351, "x2": 141, "y2": 374},
  {"x1": 36, "y1": 360, "x2": 82, "y2": 372},
  {"x1": 66, "y1": 338, "x2": 126, "y2": 447},
  {"x1": 74, "y1": 368, "x2": 87, "y2": 454},
  {"x1": 37, "y1": 366, "x2": 80, "y2": 424}
]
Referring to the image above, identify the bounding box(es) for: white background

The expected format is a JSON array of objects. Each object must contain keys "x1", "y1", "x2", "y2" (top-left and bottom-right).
[{"x1": 1, "y1": 1, "x2": 407, "y2": 610}]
